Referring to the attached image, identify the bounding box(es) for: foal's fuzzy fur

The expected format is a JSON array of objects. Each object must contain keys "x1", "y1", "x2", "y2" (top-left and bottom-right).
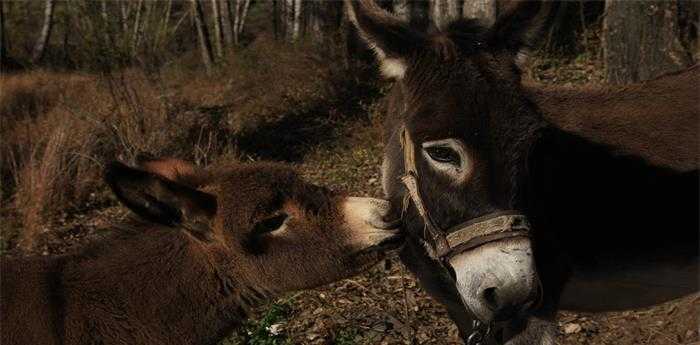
[{"x1": 1, "y1": 159, "x2": 401, "y2": 345}]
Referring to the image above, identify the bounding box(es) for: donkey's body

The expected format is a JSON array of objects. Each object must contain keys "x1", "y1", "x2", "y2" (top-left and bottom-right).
[
  {"x1": 2, "y1": 228, "x2": 251, "y2": 345},
  {"x1": 346, "y1": 0, "x2": 698, "y2": 343},
  {"x1": 1, "y1": 160, "x2": 401, "y2": 345},
  {"x1": 525, "y1": 68, "x2": 699, "y2": 311},
  {"x1": 526, "y1": 65, "x2": 699, "y2": 172}
]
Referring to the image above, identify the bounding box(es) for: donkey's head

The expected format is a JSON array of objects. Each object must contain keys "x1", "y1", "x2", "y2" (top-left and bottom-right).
[
  {"x1": 347, "y1": 0, "x2": 550, "y2": 323},
  {"x1": 105, "y1": 157, "x2": 402, "y2": 294}
]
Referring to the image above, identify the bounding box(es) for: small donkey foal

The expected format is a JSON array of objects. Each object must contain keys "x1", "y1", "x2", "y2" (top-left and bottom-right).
[{"x1": 1, "y1": 158, "x2": 402, "y2": 345}]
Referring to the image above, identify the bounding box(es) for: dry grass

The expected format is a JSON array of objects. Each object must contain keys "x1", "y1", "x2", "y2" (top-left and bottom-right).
[
  {"x1": 0, "y1": 68, "x2": 219, "y2": 251},
  {"x1": 0, "y1": 36, "x2": 369, "y2": 252}
]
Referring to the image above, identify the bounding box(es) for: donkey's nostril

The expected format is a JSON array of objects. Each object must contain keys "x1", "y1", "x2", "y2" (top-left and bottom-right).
[
  {"x1": 482, "y1": 287, "x2": 499, "y2": 311},
  {"x1": 479, "y1": 284, "x2": 540, "y2": 321}
]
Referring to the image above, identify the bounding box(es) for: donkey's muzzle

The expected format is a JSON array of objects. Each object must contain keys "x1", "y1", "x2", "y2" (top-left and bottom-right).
[
  {"x1": 448, "y1": 236, "x2": 541, "y2": 323},
  {"x1": 481, "y1": 276, "x2": 542, "y2": 321}
]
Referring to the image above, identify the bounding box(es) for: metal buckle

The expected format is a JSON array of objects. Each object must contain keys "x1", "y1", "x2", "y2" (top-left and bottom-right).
[{"x1": 467, "y1": 320, "x2": 493, "y2": 345}]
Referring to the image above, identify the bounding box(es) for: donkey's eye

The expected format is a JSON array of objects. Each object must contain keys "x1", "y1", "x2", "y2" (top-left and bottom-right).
[
  {"x1": 252, "y1": 213, "x2": 288, "y2": 236},
  {"x1": 426, "y1": 146, "x2": 460, "y2": 165},
  {"x1": 421, "y1": 139, "x2": 472, "y2": 182}
]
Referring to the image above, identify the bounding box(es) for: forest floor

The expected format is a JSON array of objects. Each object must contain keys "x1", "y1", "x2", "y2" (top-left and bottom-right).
[{"x1": 1, "y1": 47, "x2": 698, "y2": 345}]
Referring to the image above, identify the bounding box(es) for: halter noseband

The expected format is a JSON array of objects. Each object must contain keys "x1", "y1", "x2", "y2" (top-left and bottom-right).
[{"x1": 399, "y1": 127, "x2": 532, "y2": 263}]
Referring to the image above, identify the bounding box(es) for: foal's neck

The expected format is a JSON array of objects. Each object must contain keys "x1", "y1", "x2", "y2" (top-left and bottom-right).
[{"x1": 63, "y1": 226, "x2": 264, "y2": 344}]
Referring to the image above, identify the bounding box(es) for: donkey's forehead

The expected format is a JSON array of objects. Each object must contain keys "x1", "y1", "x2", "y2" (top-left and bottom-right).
[
  {"x1": 408, "y1": 107, "x2": 480, "y2": 144},
  {"x1": 403, "y1": 74, "x2": 493, "y2": 142}
]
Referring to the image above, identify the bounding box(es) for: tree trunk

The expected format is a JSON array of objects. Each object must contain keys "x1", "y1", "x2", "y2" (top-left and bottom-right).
[
  {"x1": 31, "y1": 0, "x2": 55, "y2": 64},
  {"x1": 273, "y1": 0, "x2": 312, "y2": 42},
  {"x1": 120, "y1": 1, "x2": 129, "y2": 34},
  {"x1": 462, "y1": 0, "x2": 496, "y2": 26},
  {"x1": 191, "y1": 0, "x2": 214, "y2": 73},
  {"x1": 429, "y1": 0, "x2": 460, "y2": 30},
  {"x1": 305, "y1": 0, "x2": 343, "y2": 42},
  {"x1": 236, "y1": 0, "x2": 251, "y2": 44},
  {"x1": 292, "y1": 0, "x2": 302, "y2": 41},
  {"x1": 62, "y1": 1, "x2": 71, "y2": 68},
  {"x1": 603, "y1": 0, "x2": 692, "y2": 84},
  {"x1": 221, "y1": 0, "x2": 234, "y2": 46},
  {"x1": 0, "y1": 0, "x2": 6, "y2": 72},
  {"x1": 273, "y1": 0, "x2": 281, "y2": 40},
  {"x1": 211, "y1": 0, "x2": 223, "y2": 57},
  {"x1": 282, "y1": 0, "x2": 294, "y2": 41},
  {"x1": 231, "y1": 0, "x2": 250, "y2": 45}
]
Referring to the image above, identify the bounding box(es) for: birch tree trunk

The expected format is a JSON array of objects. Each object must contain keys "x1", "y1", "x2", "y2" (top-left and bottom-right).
[
  {"x1": 292, "y1": 0, "x2": 302, "y2": 41},
  {"x1": 120, "y1": 1, "x2": 129, "y2": 34},
  {"x1": 191, "y1": 0, "x2": 214, "y2": 73},
  {"x1": 603, "y1": 0, "x2": 692, "y2": 83},
  {"x1": 211, "y1": 0, "x2": 224, "y2": 57},
  {"x1": 430, "y1": 0, "x2": 460, "y2": 30},
  {"x1": 221, "y1": 0, "x2": 234, "y2": 46},
  {"x1": 462, "y1": 0, "x2": 496, "y2": 26},
  {"x1": 235, "y1": 0, "x2": 251, "y2": 44},
  {"x1": 0, "y1": 1, "x2": 6, "y2": 71},
  {"x1": 273, "y1": 0, "x2": 298, "y2": 42},
  {"x1": 31, "y1": 0, "x2": 55, "y2": 64},
  {"x1": 282, "y1": 0, "x2": 294, "y2": 41}
]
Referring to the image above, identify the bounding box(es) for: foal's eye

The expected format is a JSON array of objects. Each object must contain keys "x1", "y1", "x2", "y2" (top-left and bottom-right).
[
  {"x1": 425, "y1": 146, "x2": 460, "y2": 165},
  {"x1": 252, "y1": 213, "x2": 288, "y2": 236}
]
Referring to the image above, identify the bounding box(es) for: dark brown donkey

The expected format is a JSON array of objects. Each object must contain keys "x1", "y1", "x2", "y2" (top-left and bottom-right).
[
  {"x1": 346, "y1": 1, "x2": 698, "y2": 344},
  {"x1": 1, "y1": 158, "x2": 402, "y2": 345}
]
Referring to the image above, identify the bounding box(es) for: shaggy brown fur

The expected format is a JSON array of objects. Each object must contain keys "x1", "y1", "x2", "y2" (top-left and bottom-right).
[
  {"x1": 1, "y1": 159, "x2": 401, "y2": 345},
  {"x1": 525, "y1": 65, "x2": 699, "y2": 172},
  {"x1": 346, "y1": 0, "x2": 698, "y2": 344}
]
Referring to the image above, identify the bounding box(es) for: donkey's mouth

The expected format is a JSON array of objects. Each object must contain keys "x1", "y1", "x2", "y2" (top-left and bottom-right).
[{"x1": 358, "y1": 230, "x2": 405, "y2": 254}]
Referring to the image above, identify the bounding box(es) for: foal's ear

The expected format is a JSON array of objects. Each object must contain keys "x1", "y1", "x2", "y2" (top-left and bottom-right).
[
  {"x1": 487, "y1": 0, "x2": 557, "y2": 64},
  {"x1": 345, "y1": 0, "x2": 424, "y2": 79},
  {"x1": 105, "y1": 161, "x2": 217, "y2": 227},
  {"x1": 134, "y1": 155, "x2": 201, "y2": 186}
]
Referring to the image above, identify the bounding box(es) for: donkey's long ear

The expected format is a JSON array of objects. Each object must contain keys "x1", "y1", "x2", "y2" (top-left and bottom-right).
[
  {"x1": 345, "y1": 0, "x2": 423, "y2": 79},
  {"x1": 105, "y1": 161, "x2": 216, "y2": 227},
  {"x1": 133, "y1": 154, "x2": 206, "y2": 187},
  {"x1": 487, "y1": 0, "x2": 557, "y2": 63}
]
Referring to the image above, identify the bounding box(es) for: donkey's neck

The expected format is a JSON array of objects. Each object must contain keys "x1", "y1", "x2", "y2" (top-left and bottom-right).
[
  {"x1": 523, "y1": 65, "x2": 699, "y2": 172},
  {"x1": 527, "y1": 126, "x2": 698, "y2": 257},
  {"x1": 61, "y1": 226, "x2": 265, "y2": 344}
]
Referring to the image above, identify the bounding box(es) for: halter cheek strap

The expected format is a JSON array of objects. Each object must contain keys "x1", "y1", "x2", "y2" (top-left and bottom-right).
[{"x1": 399, "y1": 126, "x2": 531, "y2": 344}]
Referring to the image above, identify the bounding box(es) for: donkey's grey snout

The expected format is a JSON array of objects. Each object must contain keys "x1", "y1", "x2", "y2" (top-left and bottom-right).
[
  {"x1": 448, "y1": 237, "x2": 540, "y2": 323},
  {"x1": 479, "y1": 281, "x2": 541, "y2": 321}
]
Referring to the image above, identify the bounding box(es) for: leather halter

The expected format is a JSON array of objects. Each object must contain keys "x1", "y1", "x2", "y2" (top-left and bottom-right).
[
  {"x1": 399, "y1": 126, "x2": 533, "y2": 344},
  {"x1": 399, "y1": 127, "x2": 532, "y2": 262}
]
